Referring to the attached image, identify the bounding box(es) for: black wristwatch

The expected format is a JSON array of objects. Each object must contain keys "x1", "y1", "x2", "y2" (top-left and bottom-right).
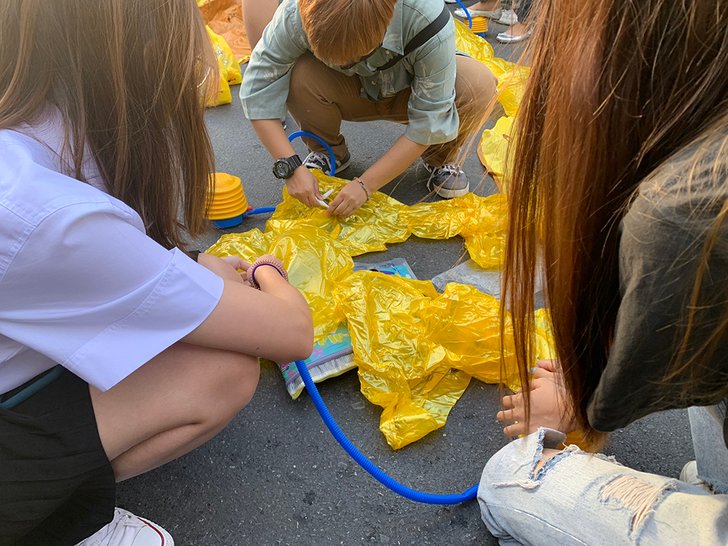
[{"x1": 272, "y1": 154, "x2": 303, "y2": 179}]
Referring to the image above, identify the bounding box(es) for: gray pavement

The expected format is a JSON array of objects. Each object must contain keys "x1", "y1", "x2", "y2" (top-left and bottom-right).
[{"x1": 116, "y1": 14, "x2": 695, "y2": 546}]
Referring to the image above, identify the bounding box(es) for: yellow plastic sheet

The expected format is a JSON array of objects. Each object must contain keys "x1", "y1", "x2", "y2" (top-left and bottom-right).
[
  {"x1": 331, "y1": 271, "x2": 543, "y2": 449},
  {"x1": 205, "y1": 173, "x2": 552, "y2": 450},
  {"x1": 206, "y1": 225, "x2": 353, "y2": 343},
  {"x1": 266, "y1": 171, "x2": 411, "y2": 256},
  {"x1": 478, "y1": 116, "x2": 515, "y2": 193},
  {"x1": 205, "y1": 25, "x2": 242, "y2": 107},
  {"x1": 454, "y1": 20, "x2": 529, "y2": 117},
  {"x1": 404, "y1": 192, "x2": 508, "y2": 269},
  {"x1": 266, "y1": 171, "x2": 507, "y2": 267}
]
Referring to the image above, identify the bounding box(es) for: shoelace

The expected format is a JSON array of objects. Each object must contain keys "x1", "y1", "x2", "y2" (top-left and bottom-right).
[
  {"x1": 432, "y1": 163, "x2": 463, "y2": 176},
  {"x1": 304, "y1": 152, "x2": 331, "y2": 172}
]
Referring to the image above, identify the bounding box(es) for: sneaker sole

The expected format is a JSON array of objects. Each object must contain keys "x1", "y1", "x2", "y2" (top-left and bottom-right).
[
  {"x1": 334, "y1": 157, "x2": 351, "y2": 174},
  {"x1": 433, "y1": 184, "x2": 469, "y2": 199}
]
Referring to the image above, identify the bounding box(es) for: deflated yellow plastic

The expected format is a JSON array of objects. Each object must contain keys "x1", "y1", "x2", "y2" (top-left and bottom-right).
[
  {"x1": 454, "y1": 19, "x2": 495, "y2": 65},
  {"x1": 266, "y1": 170, "x2": 507, "y2": 267},
  {"x1": 404, "y1": 192, "x2": 508, "y2": 269},
  {"x1": 454, "y1": 19, "x2": 529, "y2": 118},
  {"x1": 266, "y1": 171, "x2": 410, "y2": 256},
  {"x1": 331, "y1": 271, "x2": 543, "y2": 449},
  {"x1": 205, "y1": 174, "x2": 555, "y2": 449},
  {"x1": 205, "y1": 26, "x2": 242, "y2": 107},
  {"x1": 495, "y1": 65, "x2": 530, "y2": 118},
  {"x1": 269, "y1": 226, "x2": 353, "y2": 341},
  {"x1": 206, "y1": 225, "x2": 353, "y2": 343},
  {"x1": 478, "y1": 116, "x2": 515, "y2": 192}
]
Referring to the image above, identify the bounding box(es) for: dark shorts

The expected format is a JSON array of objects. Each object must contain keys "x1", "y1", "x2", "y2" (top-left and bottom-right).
[{"x1": 0, "y1": 369, "x2": 115, "y2": 545}]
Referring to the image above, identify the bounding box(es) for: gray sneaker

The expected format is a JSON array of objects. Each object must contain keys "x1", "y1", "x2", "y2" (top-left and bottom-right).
[
  {"x1": 303, "y1": 151, "x2": 351, "y2": 176},
  {"x1": 425, "y1": 163, "x2": 469, "y2": 198}
]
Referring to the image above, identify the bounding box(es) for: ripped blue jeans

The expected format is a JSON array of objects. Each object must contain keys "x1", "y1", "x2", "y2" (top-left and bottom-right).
[{"x1": 478, "y1": 425, "x2": 728, "y2": 545}]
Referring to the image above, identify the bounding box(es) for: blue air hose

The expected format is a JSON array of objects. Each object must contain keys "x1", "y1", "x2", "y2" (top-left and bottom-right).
[
  {"x1": 453, "y1": 0, "x2": 474, "y2": 28},
  {"x1": 287, "y1": 131, "x2": 337, "y2": 176},
  {"x1": 245, "y1": 206, "x2": 277, "y2": 216},
  {"x1": 295, "y1": 359, "x2": 478, "y2": 504}
]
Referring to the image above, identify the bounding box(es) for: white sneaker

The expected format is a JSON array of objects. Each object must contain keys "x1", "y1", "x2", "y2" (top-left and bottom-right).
[
  {"x1": 496, "y1": 9, "x2": 518, "y2": 25},
  {"x1": 454, "y1": 7, "x2": 502, "y2": 19},
  {"x1": 679, "y1": 460, "x2": 713, "y2": 493},
  {"x1": 76, "y1": 508, "x2": 174, "y2": 546}
]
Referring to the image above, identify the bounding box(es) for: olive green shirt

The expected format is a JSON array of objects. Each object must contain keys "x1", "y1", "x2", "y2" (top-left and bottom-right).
[{"x1": 240, "y1": 0, "x2": 459, "y2": 146}]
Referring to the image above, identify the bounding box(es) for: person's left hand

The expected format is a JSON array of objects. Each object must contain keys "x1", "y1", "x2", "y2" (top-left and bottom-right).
[
  {"x1": 327, "y1": 179, "x2": 369, "y2": 218},
  {"x1": 496, "y1": 359, "x2": 577, "y2": 437}
]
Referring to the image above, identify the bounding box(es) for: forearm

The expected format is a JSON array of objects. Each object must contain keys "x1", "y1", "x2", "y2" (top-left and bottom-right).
[
  {"x1": 251, "y1": 119, "x2": 297, "y2": 159},
  {"x1": 254, "y1": 266, "x2": 311, "y2": 320},
  {"x1": 360, "y1": 135, "x2": 428, "y2": 191}
]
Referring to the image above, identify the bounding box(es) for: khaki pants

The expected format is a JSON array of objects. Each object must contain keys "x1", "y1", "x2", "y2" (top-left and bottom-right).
[{"x1": 287, "y1": 54, "x2": 498, "y2": 166}]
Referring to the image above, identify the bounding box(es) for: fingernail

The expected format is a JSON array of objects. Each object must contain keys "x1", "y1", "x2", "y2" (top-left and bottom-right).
[{"x1": 529, "y1": 367, "x2": 537, "y2": 374}]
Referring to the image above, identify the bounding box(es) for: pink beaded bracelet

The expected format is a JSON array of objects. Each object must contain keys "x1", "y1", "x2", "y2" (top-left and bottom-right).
[{"x1": 248, "y1": 256, "x2": 288, "y2": 289}]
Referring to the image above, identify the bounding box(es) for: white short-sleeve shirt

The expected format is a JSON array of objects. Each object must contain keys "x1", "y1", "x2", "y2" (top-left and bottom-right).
[{"x1": 0, "y1": 111, "x2": 224, "y2": 393}]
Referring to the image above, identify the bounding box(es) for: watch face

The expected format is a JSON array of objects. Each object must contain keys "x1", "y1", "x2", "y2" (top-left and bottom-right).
[{"x1": 272, "y1": 160, "x2": 291, "y2": 179}]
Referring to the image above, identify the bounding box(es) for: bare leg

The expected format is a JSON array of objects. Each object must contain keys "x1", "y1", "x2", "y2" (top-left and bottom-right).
[
  {"x1": 90, "y1": 342, "x2": 260, "y2": 482},
  {"x1": 242, "y1": 0, "x2": 279, "y2": 51}
]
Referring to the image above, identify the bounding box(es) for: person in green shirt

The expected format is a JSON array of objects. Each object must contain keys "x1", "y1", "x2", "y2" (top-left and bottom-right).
[{"x1": 240, "y1": 0, "x2": 497, "y2": 218}]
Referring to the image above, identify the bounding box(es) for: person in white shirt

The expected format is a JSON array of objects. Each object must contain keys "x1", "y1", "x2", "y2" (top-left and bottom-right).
[{"x1": 0, "y1": 1, "x2": 313, "y2": 545}]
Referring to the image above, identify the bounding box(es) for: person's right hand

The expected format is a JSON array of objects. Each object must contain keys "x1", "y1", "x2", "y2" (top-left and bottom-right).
[
  {"x1": 286, "y1": 166, "x2": 323, "y2": 208},
  {"x1": 197, "y1": 253, "x2": 250, "y2": 284},
  {"x1": 496, "y1": 359, "x2": 577, "y2": 438}
]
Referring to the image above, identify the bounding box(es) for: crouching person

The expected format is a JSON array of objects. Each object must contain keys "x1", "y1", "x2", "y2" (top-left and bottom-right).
[
  {"x1": 0, "y1": 1, "x2": 313, "y2": 544},
  {"x1": 240, "y1": 0, "x2": 498, "y2": 218}
]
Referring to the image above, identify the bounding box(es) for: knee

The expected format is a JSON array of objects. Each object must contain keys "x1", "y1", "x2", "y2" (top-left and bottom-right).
[
  {"x1": 455, "y1": 62, "x2": 498, "y2": 116},
  {"x1": 194, "y1": 352, "x2": 260, "y2": 426}
]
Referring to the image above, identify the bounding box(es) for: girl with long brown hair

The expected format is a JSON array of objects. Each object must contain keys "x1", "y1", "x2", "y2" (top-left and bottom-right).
[
  {"x1": 0, "y1": 1, "x2": 312, "y2": 544},
  {"x1": 477, "y1": 0, "x2": 728, "y2": 542}
]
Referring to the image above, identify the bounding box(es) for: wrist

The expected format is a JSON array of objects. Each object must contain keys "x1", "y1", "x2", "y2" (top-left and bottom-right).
[
  {"x1": 249, "y1": 256, "x2": 288, "y2": 289},
  {"x1": 353, "y1": 177, "x2": 371, "y2": 201}
]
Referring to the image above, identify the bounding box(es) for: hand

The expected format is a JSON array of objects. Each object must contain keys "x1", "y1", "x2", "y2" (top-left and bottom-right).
[
  {"x1": 286, "y1": 166, "x2": 323, "y2": 208},
  {"x1": 327, "y1": 179, "x2": 369, "y2": 218},
  {"x1": 198, "y1": 253, "x2": 251, "y2": 284},
  {"x1": 496, "y1": 360, "x2": 576, "y2": 437}
]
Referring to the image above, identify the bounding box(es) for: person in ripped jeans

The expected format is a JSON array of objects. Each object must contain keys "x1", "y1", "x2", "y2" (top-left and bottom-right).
[{"x1": 477, "y1": 0, "x2": 728, "y2": 544}]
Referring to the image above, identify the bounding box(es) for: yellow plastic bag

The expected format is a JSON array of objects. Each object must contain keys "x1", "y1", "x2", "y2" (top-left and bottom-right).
[
  {"x1": 266, "y1": 171, "x2": 411, "y2": 256},
  {"x1": 478, "y1": 116, "x2": 515, "y2": 193},
  {"x1": 496, "y1": 65, "x2": 530, "y2": 118},
  {"x1": 454, "y1": 19, "x2": 529, "y2": 116},
  {"x1": 207, "y1": 225, "x2": 353, "y2": 343},
  {"x1": 204, "y1": 172, "x2": 556, "y2": 450},
  {"x1": 205, "y1": 25, "x2": 242, "y2": 107},
  {"x1": 454, "y1": 19, "x2": 496, "y2": 64},
  {"x1": 333, "y1": 272, "x2": 521, "y2": 449},
  {"x1": 403, "y1": 192, "x2": 508, "y2": 269}
]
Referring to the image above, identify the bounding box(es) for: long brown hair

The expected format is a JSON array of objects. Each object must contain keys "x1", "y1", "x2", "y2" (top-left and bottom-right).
[
  {"x1": 504, "y1": 0, "x2": 728, "y2": 442},
  {"x1": 0, "y1": 0, "x2": 216, "y2": 249}
]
